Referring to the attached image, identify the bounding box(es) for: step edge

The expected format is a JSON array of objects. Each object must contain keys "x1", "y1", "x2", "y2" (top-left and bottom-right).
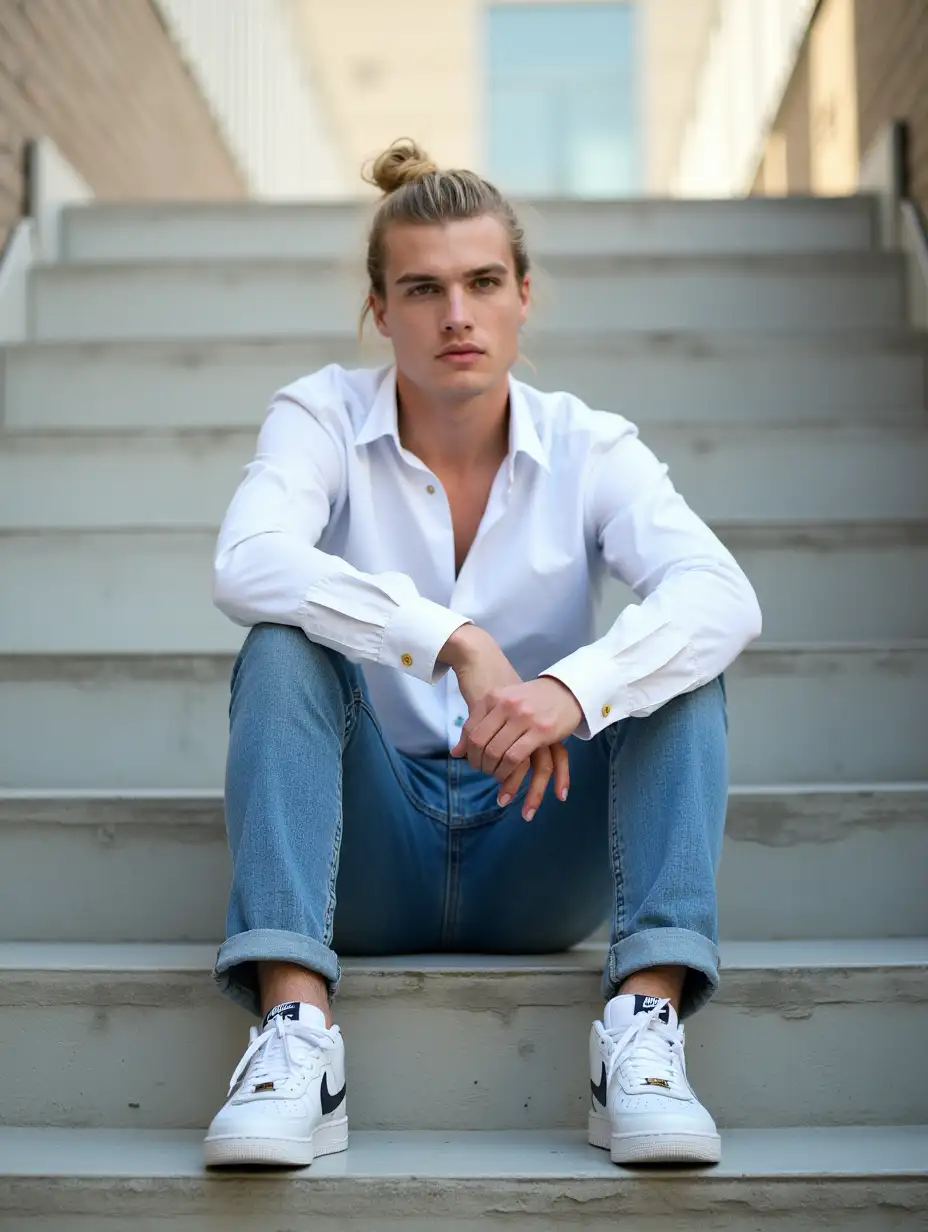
[
  {"x1": 0, "y1": 782, "x2": 925, "y2": 802},
  {"x1": 7, "y1": 328, "x2": 925, "y2": 357},
  {"x1": 0, "y1": 936, "x2": 924, "y2": 974},
  {"x1": 30, "y1": 252, "x2": 907, "y2": 278},
  {"x1": 6, "y1": 421, "x2": 928, "y2": 445},
  {"x1": 0, "y1": 641, "x2": 925, "y2": 666},
  {"x1": 3, "y1": 520, "x2": 928, "y2": 541},
  {"x1": 1, "y1": 1125, "x2": 926, "y2": 1184}
]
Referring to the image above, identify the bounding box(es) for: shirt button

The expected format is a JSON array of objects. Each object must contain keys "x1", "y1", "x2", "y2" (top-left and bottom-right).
[
  {"x1": 426, "y1": 484, "x2": 436, "y2": 495},
  {"x1": 454, "y1": 716, "x2": 464, "y2": 727},
  {"x1": 601, "y1": 704, "x2": 611, "y2": 718},
  {"x1": 401, "y1": 653, "x2": 414, "y2": 668}
]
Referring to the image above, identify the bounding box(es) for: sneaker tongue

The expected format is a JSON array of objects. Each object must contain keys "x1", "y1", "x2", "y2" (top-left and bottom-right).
[
  {"x1": 261, "y1": 1001, "x2": 328, "y2": 1031},
  {"x1": 604, "y1": 993, "x2": 677, "y2": 1031}
]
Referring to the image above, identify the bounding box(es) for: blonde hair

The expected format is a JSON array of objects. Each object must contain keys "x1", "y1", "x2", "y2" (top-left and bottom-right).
[{"x1": 360, "y1": 138, "x2": 530, "y2": 332}]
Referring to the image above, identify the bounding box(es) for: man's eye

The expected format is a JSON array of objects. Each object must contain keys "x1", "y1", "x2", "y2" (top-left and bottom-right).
[
  {"x1": 408, "y1": 284, "x2": 438, "y2": 297},
  {"x1": 473, "y1": 277, "x2": 500, "y2": 290}
]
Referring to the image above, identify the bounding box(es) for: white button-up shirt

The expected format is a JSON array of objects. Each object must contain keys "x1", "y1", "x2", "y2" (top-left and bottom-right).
[{"x1": 214, "y1": 363, "x2": 762, "y2": 755}]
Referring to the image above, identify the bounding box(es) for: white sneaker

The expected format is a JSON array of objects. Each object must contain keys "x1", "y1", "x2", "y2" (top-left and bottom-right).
[
  {"x1": 588, "y1": 994, "x2": 720, "y2": 1165},
  {"x1": 204, "y1": 1001, "x2": 348, "y2": 1168}
]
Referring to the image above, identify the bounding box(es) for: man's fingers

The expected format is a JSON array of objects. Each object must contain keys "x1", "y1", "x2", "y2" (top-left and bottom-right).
[
  {"x1": 464, "y1": 712, "x2": 509, "y2": 772},
  {"x1": 523, "y1": 746, "x2": 554, "y2": 821},
  {"x1": 551, "y1": 741, "x2": 570, "y2": 802},
  {"x1": 450, "y1": 697, "x2": 489, "y2": 757},
  {"x1": 497, "y1": 741, "x2": 570, "y2": 812},
  {"x1": 481, "y1": 717, "x2": 537, "y2": 777},
  {"x1": 497, "y1": 757, "x2": 531, "y2": 806}
]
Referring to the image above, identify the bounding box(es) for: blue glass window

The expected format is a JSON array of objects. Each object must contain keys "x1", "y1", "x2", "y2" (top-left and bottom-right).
[{"x1": 486, "y1": 3, "x2": 639, "y2": 197}]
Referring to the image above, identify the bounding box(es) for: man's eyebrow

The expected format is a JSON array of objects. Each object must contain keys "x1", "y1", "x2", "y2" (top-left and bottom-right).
[{"x1": 394, "y1": 263, "x2": 510, "y2": 286}]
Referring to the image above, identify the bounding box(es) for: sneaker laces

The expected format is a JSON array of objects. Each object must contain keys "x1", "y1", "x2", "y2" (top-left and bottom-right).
[
  {"x1": 603, "y1": 998, "x2": 684, "y2": 1093},
  {"x1": 228, "y1": 1014, "x2": 332, "y2": 1098}
]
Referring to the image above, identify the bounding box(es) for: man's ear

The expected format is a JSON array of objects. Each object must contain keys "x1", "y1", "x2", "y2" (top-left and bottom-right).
[
  {"x1": 370, "y1": 294, "x2": 390, "y2": 339},
  {"x1": 519, "y1": 275, "x2": 531, "y2": 326}
]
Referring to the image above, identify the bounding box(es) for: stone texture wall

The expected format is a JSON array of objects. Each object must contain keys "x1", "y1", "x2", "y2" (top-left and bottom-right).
[
  {"x1": 754, "y1": 0, "x2": 928, "y2": 213},
  {"x1": 0, "y1": 0, "x2": 246, "y2": 248},
  {"x1": 854, "y1": 0, "x2": 928, "y2": 212}
]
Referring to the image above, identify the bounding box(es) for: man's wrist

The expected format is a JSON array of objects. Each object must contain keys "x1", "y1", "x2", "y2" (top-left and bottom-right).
[{"x1": 437, "y1": 623, "x2": 486, "y2": 671}]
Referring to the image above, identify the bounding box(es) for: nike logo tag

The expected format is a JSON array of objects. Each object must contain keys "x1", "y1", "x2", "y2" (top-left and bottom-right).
[
  {"x1": 634, "y1": 994, "x2": 671, "y2": 1024},
  {"x1": 630, "y1": 995, "x2": 665, "y2": 1025},
  {"x1": 590, "y1": 1062, "x2": 607, "y2": 1108},
  {"x1": 320, "y1": 1071, "x2": 347, "y2": 1116}
]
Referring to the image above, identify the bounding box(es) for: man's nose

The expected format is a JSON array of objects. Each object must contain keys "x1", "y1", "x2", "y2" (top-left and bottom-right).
[{"x1": 441, "y1": 285, "x2": 473, "y2": 332}]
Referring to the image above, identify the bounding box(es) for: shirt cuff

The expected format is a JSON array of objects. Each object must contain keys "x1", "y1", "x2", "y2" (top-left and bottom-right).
[
  {"x1": 540, "y1": 645, "x2": 636, "y2": 740},
  {"x1": 380, "y1": 597, "x2": 472, "y2": 685}
]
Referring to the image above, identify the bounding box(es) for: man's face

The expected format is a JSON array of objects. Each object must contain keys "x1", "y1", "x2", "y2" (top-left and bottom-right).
[{"x1": 370, "y1": 215, "x2": 531, "y2": 402}]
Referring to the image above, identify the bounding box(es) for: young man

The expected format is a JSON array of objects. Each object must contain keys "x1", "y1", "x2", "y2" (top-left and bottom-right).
[{"x1": 204, "y1": 139, "x2": 762, "y2": 1169}]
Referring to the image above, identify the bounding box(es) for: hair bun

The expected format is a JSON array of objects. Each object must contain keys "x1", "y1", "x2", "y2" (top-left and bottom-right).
[{"x1": 365, "y1": 138, "x2": 438, "y2": 194}]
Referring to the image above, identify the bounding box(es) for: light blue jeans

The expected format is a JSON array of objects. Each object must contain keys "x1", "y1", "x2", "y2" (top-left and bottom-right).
[{"x1": 214, "y1": 624, "x2": 729, "y2": 1020}]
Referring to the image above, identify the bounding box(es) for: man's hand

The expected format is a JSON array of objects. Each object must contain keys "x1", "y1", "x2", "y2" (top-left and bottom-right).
[
  {"x1": 451, "y1": 678, "x2": 582, "y2": 818},
  {"x1": 439, "y1": 626, "x2": 583, "y2": 821}
]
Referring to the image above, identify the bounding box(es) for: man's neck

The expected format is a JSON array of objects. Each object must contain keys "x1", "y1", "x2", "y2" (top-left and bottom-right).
[{"x1": 395, "y1": 371, "x2": 510, "y2": 476}]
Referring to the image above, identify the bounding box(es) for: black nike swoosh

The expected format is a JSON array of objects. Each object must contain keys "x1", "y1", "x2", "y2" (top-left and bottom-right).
[
  {"x1": 590, "y1": 1061, "x2": 607, "y2": 1108},
  {"x1": 320, "y1": 1071, "x2": 347, "y2": 1116}
]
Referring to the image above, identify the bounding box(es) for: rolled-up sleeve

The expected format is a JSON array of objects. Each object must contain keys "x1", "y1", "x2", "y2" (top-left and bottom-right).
[
  {"x1": 540, "y1": 419, "x2": 762, "y2": 738},
  {"x1": 213, "y1": 394, "x2": 471, "y2": 684}
]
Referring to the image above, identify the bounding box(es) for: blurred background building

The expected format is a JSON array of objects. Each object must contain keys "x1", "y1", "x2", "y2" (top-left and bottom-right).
[{"x1": 2, "y1": 0, "x2": 927, "y2": 247}]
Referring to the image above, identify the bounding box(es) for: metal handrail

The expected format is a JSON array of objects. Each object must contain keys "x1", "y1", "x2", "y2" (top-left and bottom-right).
[{"x1": 900, "y1": 199, "x2": 928, "y2": 329}]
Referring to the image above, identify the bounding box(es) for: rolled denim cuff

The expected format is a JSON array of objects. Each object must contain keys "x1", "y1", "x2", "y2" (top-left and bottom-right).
[
  {"x1": 604, "y1": 926, "x2": 720, "y2": 1020},
  {"x1": 213, "y1": 928, "x2": 342, "y2": 1017}
]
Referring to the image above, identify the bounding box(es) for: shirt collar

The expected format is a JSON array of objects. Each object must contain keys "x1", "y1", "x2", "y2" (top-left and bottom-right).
[
  {"x1": 355, "y1": 366, "x2": 550, "y2": 475},
  {"x1": 354, "y1": 365, "x2": 400, "y2": 448},
  {"x1": 507, "y1": 376, "x2": 551, "y2": 476}
]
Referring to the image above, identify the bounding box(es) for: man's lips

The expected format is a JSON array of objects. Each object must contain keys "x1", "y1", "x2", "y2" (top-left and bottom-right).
[{"x1": 437, "y1": 346, "x2": 485, "y2": 361}]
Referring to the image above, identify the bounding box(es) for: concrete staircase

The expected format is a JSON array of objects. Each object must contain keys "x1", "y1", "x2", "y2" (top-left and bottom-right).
[{"x1": 0, "y1": 196, "x2": 926, "y2": 1228}]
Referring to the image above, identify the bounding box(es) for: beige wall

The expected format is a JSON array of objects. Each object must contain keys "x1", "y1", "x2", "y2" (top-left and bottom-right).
[
  {"x1": 641, "y1": 0, "x2": 718, "y2": 194},
  {"x1": 754, "y1": 0, "x2": 928, "y2": 214},
  {"x1": 0, "y1": 0, "x2": 245, "y2": 248},
  {"x1": 754, "y1": 52, "x2": 811, "y2": 196},
  {"x1": 293, "y1": 0, "x2": 694, "y2": 193},
  {"x1": 292, "y1": 0, "x2": 480, "y2": 184},
  {"x1": 809, "y1": 0, "x2": 859, "y2": 195}
]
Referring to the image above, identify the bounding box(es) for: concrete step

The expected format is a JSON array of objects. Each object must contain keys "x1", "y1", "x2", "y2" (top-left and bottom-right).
[
  {"x1": 0, "y1": 645, "x2": 925, "y2": 789},
  {"x1": 0, "y1": 525, "x2": 925, "y2": 654},
  {"x1": 0, "y1": 786, "x2": 924, "y2": 944},
  {"x1": 0, "y1": 940, "x2": 924, "y2": 1131},
  {"x1": 59, "y1": 195, "x2": 879, "y2": 263},
  {"x1": 27, "y1": 254, "x2": 906, "y2": 342},
  {"x1": 2, "y1": 1125, "x2": 926, "y2": 1231},
  {"x1": 4, "y1": 332, "x2": 925, "y2": 431},
  {"x1": 5, "y1": 424, "x2": 928, "y2": 529}
]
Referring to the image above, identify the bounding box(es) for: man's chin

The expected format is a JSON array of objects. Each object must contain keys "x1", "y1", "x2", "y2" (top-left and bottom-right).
[{"x1": 434, "y1": 364, "x2": 503, "y2": 400}]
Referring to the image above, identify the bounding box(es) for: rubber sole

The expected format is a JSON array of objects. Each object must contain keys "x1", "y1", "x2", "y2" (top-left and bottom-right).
[
  {"x1": 589, "y1": 1110, "x2": 721, "y2": 1165},
  {"x1": 204, "y1": 1115, "x2": 348, "y2": 1168}
]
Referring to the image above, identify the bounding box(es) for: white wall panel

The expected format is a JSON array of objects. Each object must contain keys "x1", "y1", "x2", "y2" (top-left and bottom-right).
[
  {"x1": 673, "y1": 0, "x2": 816, "y2": 197},
  {"x1": 153, "y1": 0, "x2": 347, "y2": 198}
]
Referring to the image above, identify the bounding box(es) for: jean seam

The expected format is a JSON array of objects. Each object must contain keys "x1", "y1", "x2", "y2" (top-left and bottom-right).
[
  {"x1": 343, "y1": 685, "x2": 363, "y2": 743},
  {"x1": 440, "y1": 828, "x2": 458, "y2": 946},
  {"x1": 442, "y1": 757, "x2": 456, "y2": 942},
  {"x1": 449, "y1": 774, "x2": 532, "y2": 828},
  {"x1": 608, "y1": 725, "x2": 627, "y2": 945},
  {"x1": 322, "y1": 758, "x2": 345, "y2": 947},
  {"x1": 348, "y1": 696, "x2": 448, "y2": 825}
]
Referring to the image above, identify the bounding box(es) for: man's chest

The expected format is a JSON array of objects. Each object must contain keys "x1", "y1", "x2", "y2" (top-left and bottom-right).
[
  {"x1": 328, "y1": 453, "x2": 593, "y2": 609},
  {"x1": 437, "y1": 468, "x2": 501, "y2": 578}
]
